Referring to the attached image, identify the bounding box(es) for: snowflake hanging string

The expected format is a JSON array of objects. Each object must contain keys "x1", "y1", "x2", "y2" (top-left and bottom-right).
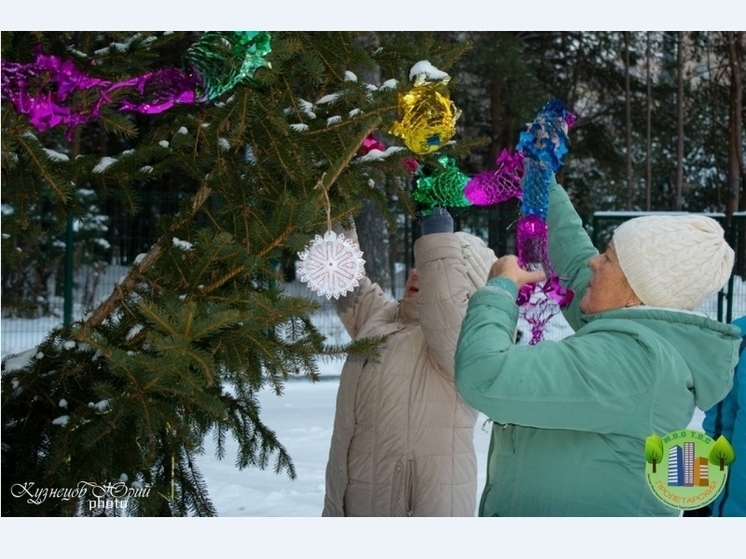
[{"x1": 296, "y1": 126, "x2": 376, "y2": 301}]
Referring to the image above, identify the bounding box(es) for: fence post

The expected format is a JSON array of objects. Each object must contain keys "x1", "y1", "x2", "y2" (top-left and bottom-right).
[{"x1": 724, "y1": 216, "x2": 743, "y2": 324}]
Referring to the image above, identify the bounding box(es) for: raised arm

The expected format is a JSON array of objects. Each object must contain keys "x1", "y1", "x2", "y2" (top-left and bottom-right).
[
  {"x1": 455, "y1": 281, "x2": 660, "y2": 432},
  {"x1": 330, "y1": 225, "x2": 391, "y2": 339},
  {"x1": 415, "y1": 208, "x2": 495, "y2": 379},
  {"x1": 546, "y1": 175, "x2": 599, "y2": 330}
]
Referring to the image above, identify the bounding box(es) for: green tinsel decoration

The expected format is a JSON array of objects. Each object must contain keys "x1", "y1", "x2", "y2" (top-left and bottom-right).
[{"x1": 185, "y1": 31, "x2": 272, "y2": 101}]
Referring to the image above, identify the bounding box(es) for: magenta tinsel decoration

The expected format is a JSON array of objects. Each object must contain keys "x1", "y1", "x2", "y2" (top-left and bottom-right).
[
  {"x1": 515, "y1": 215, "x2": 572, "y2": 310},
  {"x1": 116, "y1": 68, "x2": 198, "y2": 114},
  {"x1": 513, "y1": 99, "x2": 576, "y2": 344},
  {"x1": 564, "y1": 111, "x2": 577, "y2": 129},
  {"x1": 1, "y1": 48, "x2": 201, "y2": 138},
  {"x1": 1, "y1": 50, "x2": 110, "y2": 134},
  {"x1": 358, "y1": 135, "x2": 387, "y2": 156},
  {"x1": 464, "y1": 149, "x2": 524, "y2": 206},
  {"x1": 519, "y1": 295, "x2": 559, "y2": 347},
  {"x1": 517, "y1": 276, "x2": 574, "y2": 308},
  {"x1": 516, "y1": 214, "x2": 547, "y2": 266}
]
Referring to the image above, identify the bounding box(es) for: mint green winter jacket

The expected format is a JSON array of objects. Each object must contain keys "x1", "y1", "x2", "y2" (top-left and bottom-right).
[{"x1": 454, "y1": 177, "x2": 741, "y2": 516}]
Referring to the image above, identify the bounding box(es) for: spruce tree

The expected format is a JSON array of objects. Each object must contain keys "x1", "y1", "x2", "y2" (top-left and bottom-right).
[{"x1": 0, "y1": 31, "x2": 480, "y2": 516}]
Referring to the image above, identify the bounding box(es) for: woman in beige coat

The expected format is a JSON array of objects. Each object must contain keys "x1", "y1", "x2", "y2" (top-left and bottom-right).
[{"x1": 322, "y1": 208, "x2": 497, "y2": 516}]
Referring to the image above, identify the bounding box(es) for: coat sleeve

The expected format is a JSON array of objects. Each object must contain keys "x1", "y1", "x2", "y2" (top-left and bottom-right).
[
  {"x1": 703, "y1": 320, "x2": 745, "y2": 440},
  {"x1": 455, "y1": 285, "x2": 659, "y2": 433},
  {"x1": 331, "y1": 225, "x2": 391, "y2": 339},
  {"x1": 703, "y1": 368, "x2": 739, "y2": 440},
  {"x1": 702, "y1": 330, "x2": 745, "y2": 516},
  {"x1": 546, "y1": 175, "x2": 598, "y2": 331},
  {"x1": 414, "y1": 232, "x2": 474, "y2": 379}
]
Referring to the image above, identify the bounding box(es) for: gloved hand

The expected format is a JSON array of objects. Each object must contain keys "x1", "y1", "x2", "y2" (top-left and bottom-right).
[{"x1": 419, "y1": 206, "x2": 454, "y2": 235}]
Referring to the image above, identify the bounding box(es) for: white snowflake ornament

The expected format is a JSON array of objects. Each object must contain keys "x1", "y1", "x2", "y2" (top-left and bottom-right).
[{"x1": 297, "y1": 231, "x2": 365, "y2": 300}]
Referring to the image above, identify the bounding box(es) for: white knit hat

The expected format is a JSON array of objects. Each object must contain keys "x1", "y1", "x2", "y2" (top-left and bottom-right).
[
  {"x1": 612, "y1": 214, "x2": 734, "y2": 310},
  {"x1": 455, "y1": 232, "x2": 497, "y2": 293}
]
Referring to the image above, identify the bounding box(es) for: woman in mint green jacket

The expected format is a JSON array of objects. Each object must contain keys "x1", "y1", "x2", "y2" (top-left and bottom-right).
[{"x1": 455, "y1": 176, "x2": 741, "y2": 516}]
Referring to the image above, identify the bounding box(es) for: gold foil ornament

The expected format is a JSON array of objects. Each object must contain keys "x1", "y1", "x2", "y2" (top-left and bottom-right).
[{"x1": 390, "y1": 74, "x2": 461, "y2": 155}]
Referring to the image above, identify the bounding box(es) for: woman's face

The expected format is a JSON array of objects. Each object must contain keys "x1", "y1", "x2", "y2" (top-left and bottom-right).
[{"x1": 580, "y1": 242, "x2": 640, "y2": 314}]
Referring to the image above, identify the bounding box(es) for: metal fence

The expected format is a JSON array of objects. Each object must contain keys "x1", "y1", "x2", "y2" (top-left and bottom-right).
[{"x1": 2, "y1": 209, "x2": 744, "y2": 360}]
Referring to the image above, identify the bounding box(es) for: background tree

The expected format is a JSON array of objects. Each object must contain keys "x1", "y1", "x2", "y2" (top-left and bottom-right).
[
  {"x1": 624, "y1": 31, "x2": 634, "y2": 210},
  {"x1": 351, "y1": 33, "x2": 392, "y2": 292},
  {"x1": 727, "y1": 31, "x2": 744, "y2": 221},
  {"x1": 675, "y1": 31, "x2": 685, "y2": 211},
  {"x1": 645, "y1": 31, "x2": 653, "y2": 211},
  {"x1": 446, "y1": 31, "x2": 545, "y2": 255},
  {"x1": 726, "y1": 31, "x2": 745, "y2": 278}
]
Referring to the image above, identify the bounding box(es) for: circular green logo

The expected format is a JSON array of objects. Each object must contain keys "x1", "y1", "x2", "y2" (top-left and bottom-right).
[{"x1": 645, "y1": 430, "x2": 734, "y2": 511}]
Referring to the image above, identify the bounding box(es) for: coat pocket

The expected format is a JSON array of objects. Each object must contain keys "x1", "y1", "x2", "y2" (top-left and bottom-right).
[
  {"x1": 405, "y1": 456, "x2": 415, "y2": 516},
  {"x1": 493, "y1": 422, "x2": 517, "y2": 455},
  {"x1": 390, "y1": 456, "x2": 414, "y2": 516}
]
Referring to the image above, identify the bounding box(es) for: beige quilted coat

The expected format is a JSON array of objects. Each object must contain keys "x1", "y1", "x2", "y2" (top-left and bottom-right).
[{"x1": 322, "y1": 231, "x2": 496, "y2": 516}]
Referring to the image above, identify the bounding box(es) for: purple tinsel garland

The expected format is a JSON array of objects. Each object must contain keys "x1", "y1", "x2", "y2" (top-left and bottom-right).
[{"x1": 0, "y1": 47, "x2": 200, "y2": 139}]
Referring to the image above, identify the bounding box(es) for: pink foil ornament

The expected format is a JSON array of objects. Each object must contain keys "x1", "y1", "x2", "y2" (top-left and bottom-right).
[{"x1": 402, "y1": 157, "x2": 420, "y2": 175}]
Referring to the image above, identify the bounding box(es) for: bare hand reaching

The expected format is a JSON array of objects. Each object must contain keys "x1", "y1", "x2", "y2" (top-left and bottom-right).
[{"x1": 488, "y1": 255, "x2": 547, "y2": 289}]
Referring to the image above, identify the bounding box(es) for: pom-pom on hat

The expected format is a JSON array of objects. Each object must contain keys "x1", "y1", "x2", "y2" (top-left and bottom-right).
[{"x1": 612, "y1": 214, "x2": 734, "y2": 311}]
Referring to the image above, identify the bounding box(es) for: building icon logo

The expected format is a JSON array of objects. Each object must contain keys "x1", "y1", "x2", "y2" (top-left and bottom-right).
[{"x1": 645, "y1": 430, "x2": 734, "y2": 511}]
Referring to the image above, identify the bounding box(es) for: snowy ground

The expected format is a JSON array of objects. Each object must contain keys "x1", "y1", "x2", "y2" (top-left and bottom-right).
[
  {"x1": 197, "y1": 366, "x2": 707, "y2": 513},
  {"x1": 0, "y1": 368, "x2": 729, "y2": 559},
  {"x1": 196, "y1": 362, "x2": 496, "y2": 517}
]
